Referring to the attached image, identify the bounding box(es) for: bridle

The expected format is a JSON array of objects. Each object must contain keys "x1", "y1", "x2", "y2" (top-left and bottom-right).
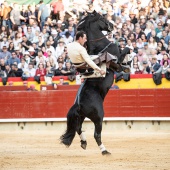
[{"x1": 88, "y1": 15, "x2": 113, "y2": 42}]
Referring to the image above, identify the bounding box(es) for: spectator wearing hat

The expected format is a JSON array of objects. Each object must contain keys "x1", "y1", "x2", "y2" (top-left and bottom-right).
[
  {"x1": 23, "y1": 51, "x2": 31, "y2": 64},
  {"x1": 55, "y1": 38, "x2": 65, "y2": 59},
  {"x1": 0, "y1": 45, "x2": 11, "y2": 60},
  {"x1": 156, "y1": 8, "x2": 166, "y2": 24},
  {"x1": 142, "y1": 60, "x2": 150, "y2": 74},
  {"x1": 28, "y1": 46, "x2": 37, "y2": 65},
  {"x1": 129, "y1": 11, "x2": 138, "y2": 26}
]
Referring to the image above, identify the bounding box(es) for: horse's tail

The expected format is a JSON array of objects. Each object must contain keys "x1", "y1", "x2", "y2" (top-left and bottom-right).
[{"x1": 60, "y1": 105, "x2": 80, "y2": 147}]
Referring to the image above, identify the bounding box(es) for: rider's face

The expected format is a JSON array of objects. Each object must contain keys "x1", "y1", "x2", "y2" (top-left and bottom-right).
[{"x1": 79, "y1": 34, "x2": 87, "y2": 45}]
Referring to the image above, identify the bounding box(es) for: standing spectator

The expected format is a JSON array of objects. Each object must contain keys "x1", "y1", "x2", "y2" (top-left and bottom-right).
[
  {"x1": 38, "y1": 0, "x2": 50, "y2": 30},
  {"x1": 1, "y1": 1, "x2": 12, "y2": 29},
  {"x1": 51, "y1": 0, "x2": 64, "y2": 20},
  {"x1": 10, "y1": 3, "x2": 26, "y2": 31}
]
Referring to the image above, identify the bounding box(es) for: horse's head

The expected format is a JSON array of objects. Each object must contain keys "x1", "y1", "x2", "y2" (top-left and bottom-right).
[{"x1": 77, "y1": 10, "x2": 113, "y2": 33}]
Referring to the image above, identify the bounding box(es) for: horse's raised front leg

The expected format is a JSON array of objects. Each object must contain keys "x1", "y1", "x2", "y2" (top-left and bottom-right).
[
  {"x1": 94, "y1": 119, "x2": 111, "y2": 155},
  {"x1": 77, "y1": 115, "x2": 87, "y2": 150}
]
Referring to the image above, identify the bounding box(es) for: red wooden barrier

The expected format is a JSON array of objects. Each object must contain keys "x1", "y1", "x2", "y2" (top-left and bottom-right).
[{"x1": 0, "y1": 88, "x2": 170, "y2": 119}]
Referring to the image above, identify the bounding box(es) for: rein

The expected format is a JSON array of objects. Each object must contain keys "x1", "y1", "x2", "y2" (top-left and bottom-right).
[
  {"x1": 98, "y1": 42, "x2": 112, "y2": 54},
  {"x1": 89, "y1": 33, "x2": 109, "y2": 42}
]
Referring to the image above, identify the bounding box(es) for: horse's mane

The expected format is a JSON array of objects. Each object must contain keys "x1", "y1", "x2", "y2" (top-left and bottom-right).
[{"x1": 77, "y1": 11, "x2": 101, "y2": 33}]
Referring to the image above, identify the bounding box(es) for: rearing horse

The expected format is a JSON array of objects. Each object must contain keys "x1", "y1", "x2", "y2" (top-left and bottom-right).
[{"x1": 60, "y1": 11, "x2": 129, "y2": 155}]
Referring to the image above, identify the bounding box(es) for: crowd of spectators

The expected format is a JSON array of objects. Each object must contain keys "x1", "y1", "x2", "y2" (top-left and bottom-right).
[{"x1": 0, "y1": 0, "x2": 170, "y2": 86}]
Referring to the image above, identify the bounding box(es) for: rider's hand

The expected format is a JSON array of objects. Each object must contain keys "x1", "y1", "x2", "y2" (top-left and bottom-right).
[{"x1": 99, "y1": 69, "x2": 106, "y2": 75}]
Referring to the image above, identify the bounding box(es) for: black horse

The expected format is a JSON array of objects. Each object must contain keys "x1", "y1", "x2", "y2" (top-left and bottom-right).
[{"x1": 60, "y1": 11, "x2": 129, "y2": 155}]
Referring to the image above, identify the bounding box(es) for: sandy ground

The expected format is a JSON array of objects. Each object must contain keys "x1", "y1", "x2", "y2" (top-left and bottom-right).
[{"x1": 0, "y1": 130, "x2": 170, "y2": 170}]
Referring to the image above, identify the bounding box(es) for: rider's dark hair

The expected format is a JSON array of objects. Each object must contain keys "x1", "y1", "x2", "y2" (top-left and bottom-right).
[{"x1": 75, "y1": 31, "x2": 86, "y2": 40}]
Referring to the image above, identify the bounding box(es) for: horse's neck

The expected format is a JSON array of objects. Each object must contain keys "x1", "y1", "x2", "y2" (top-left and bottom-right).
[{"x1": 87, "y1": 33, "x2": 110, "y2": 55}]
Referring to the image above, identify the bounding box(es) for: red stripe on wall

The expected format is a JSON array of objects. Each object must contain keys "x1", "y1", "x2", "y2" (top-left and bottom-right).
[{"x1": 0, "y1": 89, "x2": 170, "y2": 119}]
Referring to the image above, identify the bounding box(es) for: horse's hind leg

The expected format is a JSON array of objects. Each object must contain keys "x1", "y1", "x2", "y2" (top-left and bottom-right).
[
  {"x1": 93, "y1": 119, "x2": 111, "y2": 155},
  {"x1": 77, "y1": 115, "x2": 87, "y2": 150}
]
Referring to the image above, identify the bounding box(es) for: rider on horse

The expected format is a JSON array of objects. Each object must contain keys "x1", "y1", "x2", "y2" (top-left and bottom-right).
[{"x1": 67, "y1": 31, "x2": 106, "y2": 77}]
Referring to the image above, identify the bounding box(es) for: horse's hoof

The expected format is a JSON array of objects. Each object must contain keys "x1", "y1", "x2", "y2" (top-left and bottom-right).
[
  {"x1": 102, "y1": 150, "x2": 111, "y2": 156},
  {"x1": 80, "y1": 140, "x2": 87, "y2": 150}
]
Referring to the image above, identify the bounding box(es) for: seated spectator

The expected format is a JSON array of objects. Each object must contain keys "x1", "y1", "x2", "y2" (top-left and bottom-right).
[
  {"x1": 148, "y1": 36, "x2": 157, "y2": 49},
  {"x1": 46, "y1": 50, "x2": 56, "y2": 68},
  {"x1": 31, "y1": 21, "x2": 40, "y2": 36},
  {"x1": 8, "y1": 42, "x2": 15, "y2": 53},
  {"x1": 32, "y1": 30, "x2": 40, "y2": 44},
  {"x1": 35, "y1": 50, "x2": 47, "y2": 68},
  {"x1": 6, "y1": 51, "x2": 20, "y2": 65},
  {"x1": 61, "y1": 61, "x2": 76, "y2": 76},
  {"x1": 18, "y1": 58, "x2": 28, "y2": 70},
  {"x1": 22, "y1": 62, "x2": 36, "y2": 80},
  {"x1": 0, "y1": 45, "x2": 12, "y2": 60},
  {"x1": 0, "y1": 36, "x2": 9, "y2": 49},
  {"x1": 143, "y1": 42, "x2": 151, "y2": 56},
  {"x1": 0, "y1": 58, "x2": 6, "y2": 71},
  {"x1": 34, "y1": 62, "x2": 46, "y2": 84},
  {"x1": 47, "y1": 35, "x2": 55, "y2": 47},
  {"x1": 158, "y1": 60, "x2": 170, "y2": 74},
  {"x1": 22, "y1": 35, "x2": 32, "y2": 51},
  {"x1": 25, "y1": 26, "x2": 34, "y2": 42},
  {"x1": 13, "y1": 32, "x2": 22, "y2": 48},
  {"x1": 131, "y1": 56, "x2": 142, "y2": 74},
  {"x1": 54, "y1": 62, "x2": 64, "y2": 76},
  {"x1": 150, "y1": 56, "x2": 161, "y2": 74},
  {"x1": 160, "y1": 53, "x2": 170, "y2": 66},
  {"x1": 141, "y1": 61, "x2": 150, "y2": 74},
  {"x1": 28, "y1": 47, "x2": 37, "y2": 66},
  {"x1": 37, "y1": 35, "x2": 45, "y2": 50},
  {"x1": 62, "y1": 31, "x2": 73, "y2": 44},
  {"x1": 14, "y1": 46, "x2": 23, "y2": 60},
  {"x1": 136, "y1": 38, "x2": 144, "y2": 49},
  {"x1": 23, "y1": 51, "x2": 31, "y2": 64},
  {"x1": 55, "y1": 38, "x2": 65, "y2": 59},
  {"x1": 9, "y1": 64, "x2": 23, "y2": 77},
  {"x1": 40, "y1": 28, "x2": 49, "y2": 42}
]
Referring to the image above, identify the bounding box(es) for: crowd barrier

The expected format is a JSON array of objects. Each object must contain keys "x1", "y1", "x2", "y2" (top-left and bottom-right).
[{"x1": 0, "y1": 88, "x2": 170, "y2": 120}]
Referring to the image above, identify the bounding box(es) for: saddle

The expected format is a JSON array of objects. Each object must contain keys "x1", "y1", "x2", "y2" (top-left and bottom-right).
[{"x1": 74, "y1": 52, "x2": 118, "y2": 78}]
